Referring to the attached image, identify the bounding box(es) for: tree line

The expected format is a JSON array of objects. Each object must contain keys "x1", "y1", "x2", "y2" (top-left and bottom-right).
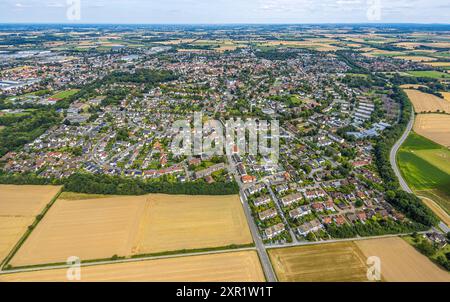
[
  {"x1": 373, "y1": 86, "x2": 439, "y2": 227},
  {"x1": 0, "y1": 110, "x2": 61, "y2": 157},
  {"x1": 0, "y1": 171, "x2": 239, "y2": 196},
  {"x1": 326, "y1": 219, "x2": 428, "y2": 238}
]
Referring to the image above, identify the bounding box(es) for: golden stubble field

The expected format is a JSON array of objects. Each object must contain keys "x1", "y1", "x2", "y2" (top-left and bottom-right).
[
  {"x1": 442, "y1": 92, "x2": 450, "y2": 102},
  {"x1": 395, "y1": 56, "x2": 436, "y2": 62},
  {"x1": 426, "y1": 62, "x2": 450, "y2": 67},
  {"x1": 0, "y1": 251, "x2": 265, "y2": 282},
  {"x1": 132, "y1": 194, "x2": 252, "y2": 254},
  {"x1": 260, "y1": 40, "x2": 339, "y2": 51},
  {"x1": 404, "y1": 89, "x2": 450, "y2": 113},
  {"x1": 269, "y1": 237, "x2": 450, "y2": 282},
  {"x1": 356, "y1": 237, "x2": 450, "y2": 282},
  {"x1": 414, "y1": 114, "x2": 450, "y2": 148},
  {"x1": 0, "y1": 185, "x2": 62, "y2": 264},
  {"x1": 421, "y1": 198, "x2": 450, "y2": 226},
  {"x1": 10, "y1": 194, "x2": 253, "y2": 267},
  {"x1": 268, "y1": 242, "x2": 369, "y2": 282}
]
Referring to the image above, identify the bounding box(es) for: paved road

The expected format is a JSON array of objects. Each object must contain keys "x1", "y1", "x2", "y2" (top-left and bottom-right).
[
  {"x1": 220, "y1": 125, "x2": 277, "y2": 282},
  {"x1": 239, "y1": 191, "x2": 278, "y2": 282},
  {"x1": 390, "y1": 108, "x2": 415, "y2": 194},
  {"x1": 265, "y1": 182, "x2": 298, "y2": 243},
  {"x1": 389, "y1": 108, "x2": 449, "y2": 234},
  {"x1": 439, "y1": 222, "x2": 450, "y2": 233}
]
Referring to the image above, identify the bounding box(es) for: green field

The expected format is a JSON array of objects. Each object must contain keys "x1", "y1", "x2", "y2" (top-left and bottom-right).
[
  {"x1": 372, "y1": 52, "x2": 404, "y2": 57},
  {"x1": 397, "y1": 132, "x2": 450, "y2": 214},
  {"x1": 406, "y1": 70, "x2": 450, "y2": 79},
  {"x1": 50, "y1": 89, "x2": 79, "y2": 100},
  {"x1": 432, "y1": 52, "x2": 450, "y2": 59}
]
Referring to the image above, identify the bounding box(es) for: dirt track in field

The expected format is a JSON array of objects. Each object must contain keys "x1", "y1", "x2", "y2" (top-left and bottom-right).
[{"x1": 1, "y1": 251, "x2": 265, "y2": 282}]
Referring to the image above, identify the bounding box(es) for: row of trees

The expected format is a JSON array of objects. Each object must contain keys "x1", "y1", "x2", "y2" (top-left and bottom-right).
[
  {"x1": 326, "y1": 219, "x2": 428, "y2": 239},
  {"x1": 255, "y1": 49, "x2": 299, "y2": 61},
  {"x1": 103, "y1": 69, "x2": 177, "y2": 88},
  {"x1": 64, "y1": 173, "x2": 240, "y2": 196},
  {"x1": 412, "y1": 233, "x2": 450, "y2": 272},
  {"x1": 0, "y1": 113, "x2": 31, "y2": 126},
  {"x1": 0, "y1": 171, "x2": 240, "y2": 195},
  {"x1": 373, "y1": 86, "x2": 439, "y2": 227},
  {"x1": 0, "y1": 110, "x2": 61, "y2": 157}
]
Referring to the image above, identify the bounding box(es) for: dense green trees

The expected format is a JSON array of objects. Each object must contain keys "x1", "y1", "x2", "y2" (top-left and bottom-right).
[
  {"x1": 326, "y1": 219, "x2": 427, "y2": 239},
  {"x1": 373, "y1": 86, "x2": 439, "y2": 227},
  {"x1": 255, "y1": 49, "x2": 299, "y2": 60},
  {"x1": 64, "y1": 173, "x2": 239, "y2": 195},
  {"x1": 0, "y1": 113, "x2": 31, "y2": 126},
  {"x1": 103, "y1": 69, "x2": 177, "y2": 90},
  {"x1": 0, "y1": 171, "x2": 239, "y2": 195},
  {"x1": 0, "y1": 171, "x2": 60, "y2": 185},
  {"x1": 0, "y1": 110, "x2": 61, "y2": 157}
]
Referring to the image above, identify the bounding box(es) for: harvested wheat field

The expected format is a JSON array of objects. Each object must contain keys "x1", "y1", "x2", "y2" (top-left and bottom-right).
[
  {"x1": 10, "y1": 195, "x2": 148, "y2": 267},
  {"x1": 414, "y1": 114, "x2": 450, "y2": 147},
  {"x1": 426, "y1": 62, "x2": 450, "y2": 67},
  {"x1": 132, "y1": 194, "x2": 253, "y2": 255},
  {"x1": 268, "y1": 242, "x2": 369, "y2": 282},
  {"x1": 400, "y1": 84, "x2": 427, "y2": 89},
  {"x1": 396, "y1": 56, "x2": 436, "y2": 62},
  {"x1": 155, "y1": 39, "x2": 196, "y2": 45},
  {"x1": 404, "y1": 89, "x2": 450, "y2": 113},
  {"x1": 10, "y1": 194, "x2": 252, "y2": 267},
  {"x1": 356, "y1": 237, "x2": 450, "y2": 282},
  {"x1": 0, "y1": 250, "x2": 265, "y2": 282},
  {"x1": 261, "y1": 40, "x2": 339, "y2": 51},
  {"x1": 421, "y1": 198, "x2": 450, "y2": 226},
  {"x1": 442, "y1": 92, "x2": 450, "y2": 102},
  {"x1": 0, "y1": 185, "x2": 62, "y2": 263},
  {"x1": 0, "y1": 185, "x2": 62, "y2": 217}
]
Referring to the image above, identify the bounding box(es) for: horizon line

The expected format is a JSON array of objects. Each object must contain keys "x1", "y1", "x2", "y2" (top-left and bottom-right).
[{"x1": 1, "y1": 22, "x2": 450, "y2": 26}]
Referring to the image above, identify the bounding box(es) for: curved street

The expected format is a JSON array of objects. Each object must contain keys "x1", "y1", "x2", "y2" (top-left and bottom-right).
[
  {"x1": 389, "y1": 109, "x2": 449, "y2": 233},
  {"x1": 389, "y1": 109, "x2": 414, "y2": 194}
]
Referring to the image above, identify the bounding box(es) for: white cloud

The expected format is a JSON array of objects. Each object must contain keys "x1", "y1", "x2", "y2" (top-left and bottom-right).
[
  {"x1": 15, "y1": 3, "x2": 31, "y2": 8},
  {"x1": 46, "y1": 2, "x2": 65, "y2": 8},
  {"x1": 1, "y1": 0, "x2": 450, "y2": 23}
]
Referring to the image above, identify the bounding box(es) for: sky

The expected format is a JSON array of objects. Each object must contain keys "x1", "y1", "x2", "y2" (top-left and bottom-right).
[{"x1": 0, "y1": 0, "x2": 449, "y2": 24}]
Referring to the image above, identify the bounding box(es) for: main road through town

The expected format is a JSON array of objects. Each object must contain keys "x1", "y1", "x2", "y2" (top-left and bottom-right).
[{"x1": 219, "y1": 118, "x2": 278, "y2": 282}]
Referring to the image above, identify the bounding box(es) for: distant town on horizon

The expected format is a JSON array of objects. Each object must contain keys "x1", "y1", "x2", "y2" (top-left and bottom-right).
[{"x1": 0, "y1": 4, "x2": 449, "y2": 286}]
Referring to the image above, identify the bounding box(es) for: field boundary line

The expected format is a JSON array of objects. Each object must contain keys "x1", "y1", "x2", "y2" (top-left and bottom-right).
[
  {"x1": 0, "y1": 186, "x2": 63, "y2": 271},
  {"x1": 0, "y1": 246, "x2": 257, "y2": 275},
  {"x1": 418, "y1": 196, "x2": 450, "y2": 221},
  {"x1": 265, "y1": 231, "x2": 432, "y2": 250}
]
